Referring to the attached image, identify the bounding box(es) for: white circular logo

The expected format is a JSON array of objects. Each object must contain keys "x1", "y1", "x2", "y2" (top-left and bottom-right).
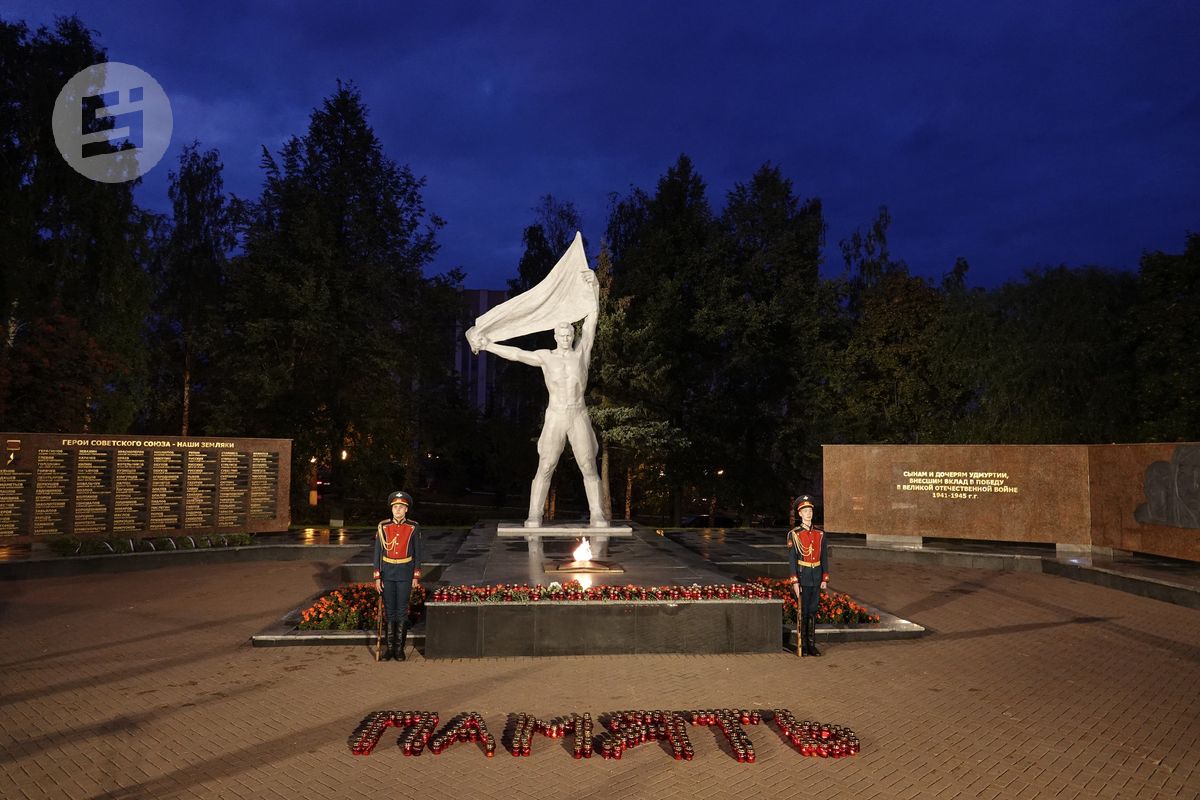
[{"x1": 51, "y1": 61, "x2": 173, "y2": 184}]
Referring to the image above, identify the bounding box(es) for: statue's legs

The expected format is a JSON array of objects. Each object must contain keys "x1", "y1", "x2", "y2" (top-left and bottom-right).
[
  {"x1": 526, "y1": 412, "x2": 569, "y2": 527},
  {"x1": 566, "y1": 411, "x2": 609, "y2": 527}
]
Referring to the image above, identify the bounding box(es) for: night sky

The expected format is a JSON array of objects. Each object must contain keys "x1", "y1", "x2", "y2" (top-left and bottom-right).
[{"x1": 11, "y1": 1, "x2": 1200, "y2": 288}]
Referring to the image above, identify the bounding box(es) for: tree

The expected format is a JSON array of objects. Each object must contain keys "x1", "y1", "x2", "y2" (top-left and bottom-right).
[
  {"x1": 508, "y1": 195, "x2": 583, "y2": 294},
  {"x1": 923, "y1": 258, "x2": 992, "y2": 443},
  {"x1": 823, "y1": 207, "x2": 982, "y2": 446},
  {"x1": 968, "y1": 266, "x2": 1138, "y2": 443},
  {"x1": 832, "y1": 268, "x2": 949, "y2": 443},
  {"x1": 839, "y1": 205, "x2": 896, "y2": 309},
  {"x1": 0, "y1": 15, "x2": 151, "y2": 432},
  {"x1": 1132, "y1": 233, "x2": 1200, "y2": 441},
  {"x1": 216, "y1": 82, "x2": 447, "y2": 500},
  {"x1": 589, "y1": 243, "x2": 689, "y2": 519},
  {"x1": 703, "y1": 164, "x2": 825, "y2": 513},
  {"x1": 604, "y1": 155, "x2": 715, "y2": 523},
  {"x1": 145, "y1": 142, "x2": 234, "y2": 435},
  {"x1": 0, "y1": 313, "x2": 118, "y2": 431}
]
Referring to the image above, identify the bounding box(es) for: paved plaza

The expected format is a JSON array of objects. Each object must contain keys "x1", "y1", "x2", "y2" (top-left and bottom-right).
[{"x1": 2, "y1": 556, "x2": 1198, "y2": 799}]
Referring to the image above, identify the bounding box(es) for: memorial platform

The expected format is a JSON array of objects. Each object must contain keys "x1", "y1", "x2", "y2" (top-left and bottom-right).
[
  {"x1": 439, "y1": 521, "x2": 724, "y2": 588},
  {"x1": 422, "y1": 521, "x2": 780, "y2": 657}
]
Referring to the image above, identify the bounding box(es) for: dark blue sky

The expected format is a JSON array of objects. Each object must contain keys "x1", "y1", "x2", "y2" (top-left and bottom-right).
[{"x1": 13, "y1": 1, "x2": 1200, "y2": 288}]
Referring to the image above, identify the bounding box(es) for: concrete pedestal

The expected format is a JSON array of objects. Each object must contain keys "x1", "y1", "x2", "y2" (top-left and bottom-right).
[{"x1": 497, "y1": 522, "x2": 633, "y2": 562}]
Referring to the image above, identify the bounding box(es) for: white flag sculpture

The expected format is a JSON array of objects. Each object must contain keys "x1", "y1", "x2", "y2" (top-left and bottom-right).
[{"x1": 465, "y1": 232, "x2": 595, "y2": 346}]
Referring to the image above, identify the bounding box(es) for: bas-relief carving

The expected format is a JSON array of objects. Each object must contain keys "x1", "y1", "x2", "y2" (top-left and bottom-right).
[{"x1": 1134, "y1": 444, "x2": 1200, "y2": 529}]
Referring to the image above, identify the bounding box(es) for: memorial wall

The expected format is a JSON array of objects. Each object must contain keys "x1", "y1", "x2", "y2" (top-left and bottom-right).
[
  {"x1": 0, "y1": 433, "x2": 291, "y2": 540},
  {"x1": 824, "y1": 443, "x2": 1200, "y2": 562}
]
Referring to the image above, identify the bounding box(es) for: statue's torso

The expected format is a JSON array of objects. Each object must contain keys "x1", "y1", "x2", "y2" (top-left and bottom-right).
[{"x1": 541, "y1": 348, "x2": 587, "y2": 408}]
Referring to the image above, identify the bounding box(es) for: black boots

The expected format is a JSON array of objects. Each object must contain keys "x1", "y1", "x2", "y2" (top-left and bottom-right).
[
  {"x1": 379, "y1": 621, "x2": 409, "y2": 662},
  {"x1": 380, "y1": 621, "x2": 395, "y2": 661},
  {"x1": 803, "y1": 617, "x2": 822, "y2": 657},
  {"x1": 395, "y1": 622, "x2": 408, "y2": 662}
]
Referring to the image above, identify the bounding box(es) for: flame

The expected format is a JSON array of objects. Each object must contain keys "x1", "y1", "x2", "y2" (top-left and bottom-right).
[{"x1": 573, "y1": 537, "x2": 593, "y2": 562}]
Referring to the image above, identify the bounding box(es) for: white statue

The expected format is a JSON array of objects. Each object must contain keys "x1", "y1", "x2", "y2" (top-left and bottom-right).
[{"x1": 465, "y1": 232, "x2": 609, "y2": 528}]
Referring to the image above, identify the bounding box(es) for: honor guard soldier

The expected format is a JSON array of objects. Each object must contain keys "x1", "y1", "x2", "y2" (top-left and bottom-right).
[
  {"x1": 374, "y1": 491, "x2": 423, "y2": 661},
  {"x1": 787, "y1": 495, "x2": 828, "y2": 657}
]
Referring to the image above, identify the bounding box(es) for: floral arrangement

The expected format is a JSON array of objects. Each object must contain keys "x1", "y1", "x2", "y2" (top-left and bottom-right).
[
  {"x1": 296, "y1": 578, "x2": 879, "y2": 631},
  {"x1": 298, "y1": 583, "x2": 426, "y2": 630},
  {"x1": 751, "y1": 577, "x2": 881, "y2": 625}
]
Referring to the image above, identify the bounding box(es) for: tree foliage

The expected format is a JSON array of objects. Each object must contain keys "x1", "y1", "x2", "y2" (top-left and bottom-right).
[
  {"x1": 1132, "y1": 234, "x2": 1200, "y2": 441},
  {"x1": 0, "y1": 16, "x2": 151, "y2": 432},
  {"x1": 963, "y1": 266, "x2": 1138, "y2": 443},
  {"x1": 213, "y1": 81, "x2": 452, "y2": 498},
  {"x1": 143, "y1": 142, "x2": 234, "y2": 435}
]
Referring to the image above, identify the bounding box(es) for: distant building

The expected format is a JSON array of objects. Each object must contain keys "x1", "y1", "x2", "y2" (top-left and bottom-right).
[{"x1": 455, "y1": 288, "x2": 508, "y2": 411}]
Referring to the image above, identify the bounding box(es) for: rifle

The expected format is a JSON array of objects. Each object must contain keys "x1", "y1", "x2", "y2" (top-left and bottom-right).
[
  {"x1": 794, "y1": 589, "x2": 803, "y2": 658},
  {"x1": 375, "y1": 591, "x2": 384, "y2": 662}
]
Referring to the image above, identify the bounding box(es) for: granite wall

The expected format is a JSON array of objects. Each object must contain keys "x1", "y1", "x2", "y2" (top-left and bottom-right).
[
  {"x1": 1089, "y1": 443, "x2": 1200, "y2": 561},
  {"x1": 824, "y1": 443, "x2": 1200, "y2": 562}
]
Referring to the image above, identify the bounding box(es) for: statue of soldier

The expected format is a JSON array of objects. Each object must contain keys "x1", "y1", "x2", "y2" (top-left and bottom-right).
[{"x1": 465, "y1": 233, "x2": 608, "y2": 528}]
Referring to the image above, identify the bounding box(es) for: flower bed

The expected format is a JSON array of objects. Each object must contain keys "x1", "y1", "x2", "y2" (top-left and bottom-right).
[
  {"x1": 298, "y1": 583, "x2": 427, "y2": 630},
  {"x1": 752, "y1": 578, "x2": 881, "y2": 625},
  {"x1": 297, "y1": 578, "x2": 878, "y2": 631}
]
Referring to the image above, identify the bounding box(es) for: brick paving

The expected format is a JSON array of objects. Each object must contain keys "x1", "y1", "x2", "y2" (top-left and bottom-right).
[{"x1": 1, "y1": 558, "x2": 1198, "y2": 799}]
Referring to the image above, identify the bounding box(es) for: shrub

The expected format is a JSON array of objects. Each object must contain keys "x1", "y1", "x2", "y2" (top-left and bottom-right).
[
  {"x1": 298, "y1": 583, "x2": 426, "y2": 630},
  {"x1": 751, "y1": 578, "x2": 881, "y2": 625}
]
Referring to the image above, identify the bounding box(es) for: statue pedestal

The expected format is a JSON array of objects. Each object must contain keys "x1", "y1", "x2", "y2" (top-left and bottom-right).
[
  {"x1": 496, "y1": 522, "x2": 632, "y2": 561},
  {"x1": 495, "y1": 523, "x2": 634, "y2": 536}
]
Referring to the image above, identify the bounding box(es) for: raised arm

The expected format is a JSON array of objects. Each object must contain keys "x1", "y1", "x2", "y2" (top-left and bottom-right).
[
  {"x1": 579, "y1": 269, "x2": 600, "y2": 364},
  {"x1": 480, "y1": 337, "x2": 544, "y2": 368}
]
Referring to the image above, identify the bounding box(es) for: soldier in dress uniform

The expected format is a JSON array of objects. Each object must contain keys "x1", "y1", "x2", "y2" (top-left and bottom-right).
[
  {"x1": 787, "y1": 495, "x2": 828, "y2": 657},
  {"x1": 374, "y1": 490, "x2": 422, "y2": 661}
]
